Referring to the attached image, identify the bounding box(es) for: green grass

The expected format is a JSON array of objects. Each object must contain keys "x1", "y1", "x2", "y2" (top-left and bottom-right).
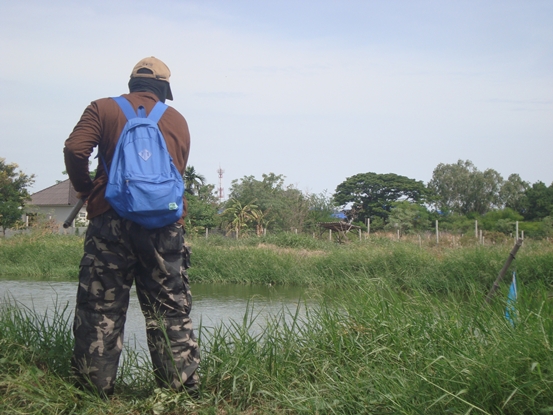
[
  {"x1": 2, "y1": 232, "x2": 553, "y2": 297},
  {"x1": 0, "y1": 233, "x2": 83, "y2": 279},
  {"x1": 2, "y1": 279, "x2": 553, "y2": 414},
  {"x1": 187, "y1": 234, "x2": 553, "y2": 294},
  {"x1": 2, "y1": 230, "x2": 553, "y2": 412},
  {"x1": 199, "y1": 281, "x2": 553, "y2": 414}
]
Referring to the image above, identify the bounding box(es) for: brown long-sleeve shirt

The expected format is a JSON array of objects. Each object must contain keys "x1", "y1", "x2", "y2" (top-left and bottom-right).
[{"x1": 64, "y1": 91, "x2": 190, "y2": 221}]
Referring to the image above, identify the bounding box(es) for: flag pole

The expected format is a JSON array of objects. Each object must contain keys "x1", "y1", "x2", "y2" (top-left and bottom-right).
[{"x1": 485, "y1": 238, "x2": 523, "y2": 304}]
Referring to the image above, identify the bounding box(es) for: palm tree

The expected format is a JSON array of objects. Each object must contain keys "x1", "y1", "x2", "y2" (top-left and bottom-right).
[
  {"x1": 250, "y1": 208, "x2": 271, "y2": 236},
  {"x1": 183, "y1": 166, "x2": 206, "y2": 196},
  {"x1": 223, "y1": 198, "x2": 257, "y2": 238}
]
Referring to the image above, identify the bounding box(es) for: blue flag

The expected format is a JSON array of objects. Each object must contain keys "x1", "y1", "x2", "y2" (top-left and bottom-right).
[{"x1": 505, "y1": 272, "x2": 518, "y2": 327}]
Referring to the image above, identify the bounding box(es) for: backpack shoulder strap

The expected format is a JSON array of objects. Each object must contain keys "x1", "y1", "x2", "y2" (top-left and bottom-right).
[
  {"x1": 147, "y1": 101, "x2": 168, "y2": 124},
  {"x1": 112, "y1": 96, "x2": 137, "y2": 121}
]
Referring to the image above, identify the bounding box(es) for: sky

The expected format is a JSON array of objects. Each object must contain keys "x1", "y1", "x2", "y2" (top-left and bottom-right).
[{"x1": 1, "y1": 0, "x2": 552, "y2": 198}]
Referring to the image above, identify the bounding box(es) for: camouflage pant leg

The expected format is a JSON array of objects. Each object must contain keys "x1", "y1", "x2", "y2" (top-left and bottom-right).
[
  {"x1": 131, "y1": 224, "x2": 200, "y2": 391},
  {"x1": 71, "y1": 212, "x2": 135, "y2": 396},
  {"x1": 71, "y1": 211, "x2": 200, "y2": 395}
]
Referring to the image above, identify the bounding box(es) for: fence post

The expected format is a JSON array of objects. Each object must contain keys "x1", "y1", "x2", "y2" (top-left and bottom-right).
[
  {"x1": 475, "y1": 220, "x2": 478, "y2": 239},
  {"x1": 435, "y1": 220, "x2": 439, "y2": 244}
]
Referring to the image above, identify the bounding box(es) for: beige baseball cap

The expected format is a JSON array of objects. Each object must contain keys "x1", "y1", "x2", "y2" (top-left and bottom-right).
[{"x1": 130, "y1": 56, "x2": 173, "y2": 100}]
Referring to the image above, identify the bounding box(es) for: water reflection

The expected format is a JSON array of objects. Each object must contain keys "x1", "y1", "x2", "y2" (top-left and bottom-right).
[{"x1": 0, "y1": 280, "x2": 310, "y2": 353}]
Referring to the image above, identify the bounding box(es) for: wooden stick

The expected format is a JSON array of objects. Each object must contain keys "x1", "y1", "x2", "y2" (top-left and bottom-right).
[{"x1": 485, "y1": 238, "x2": 523, "y2": 303}]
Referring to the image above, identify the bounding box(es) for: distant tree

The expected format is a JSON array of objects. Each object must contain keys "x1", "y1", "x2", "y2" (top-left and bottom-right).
[
  {"x1": 0, "y1": 158, "x2": 35, "y2": 235},
  {"x1": 249, "y1": 208, "x2": 271, "y2": 236},
  {"x1": 385, "y1": 201, "x2": 431, "y2": 235},
  {"x1": 428, "y1": 160, "x2": 503, "y2": 215},
  {"x1": 304, "y1": 190, "x2": 338, "y2": 232},
  {"x1": 521, "y1": 181, "x2": 553, "y2": 221},
  {"x1": 183, "y1": 166, "x2": 206, "y2": 196},
  {"x1": 227, "y1": 173, "x2": 312, "y2": 232},
  {"x1": 222, "y1": 198, "x2": 258, "y2": 237},
  {"x1": 185, "y1": 183, "x2": 220, "y2": 232},
  {"x1": 228, "y1": 173, "x2": 284, "y2": 212},
  {"x1": 479, "y1": 208, "x2": 524, "y2": 234},
  {"x1": 333, "y1": 172, "x2": 427, "y2": 224},
  {"x1": 500, "y1": 173, "x2": 529, "y2": 212},
  {"x1": 540, "y1": 216, "x2": 553, "y2": 238}
]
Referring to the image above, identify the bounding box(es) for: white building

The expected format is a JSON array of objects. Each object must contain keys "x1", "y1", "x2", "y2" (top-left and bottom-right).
[{"x1": 26, "y1": 179, "x2": 87, "y2": 228}]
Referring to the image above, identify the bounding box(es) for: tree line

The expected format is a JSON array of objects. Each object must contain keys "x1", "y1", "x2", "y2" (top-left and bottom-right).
[
  {"x1": 186, "y1": 160, "x2": 553, "y2": 238},
  {"x1": 1, "y1": 157, "x2": 552, "y2": 238}
]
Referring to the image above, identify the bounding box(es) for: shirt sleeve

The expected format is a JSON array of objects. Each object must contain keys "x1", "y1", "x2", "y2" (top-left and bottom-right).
[{"x1": 63, "y1": 102, "x2": 102, "y2": 194}]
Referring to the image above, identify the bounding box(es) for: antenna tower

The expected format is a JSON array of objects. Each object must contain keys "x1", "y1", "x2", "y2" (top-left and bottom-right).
[{"x1": 217, "y1": 166, "x2": 225, "y2": 202}]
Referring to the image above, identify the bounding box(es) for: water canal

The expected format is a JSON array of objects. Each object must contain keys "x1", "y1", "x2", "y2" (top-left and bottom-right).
[{"x1": 0, "y1": 280, "x2": 311, "y2": 354}]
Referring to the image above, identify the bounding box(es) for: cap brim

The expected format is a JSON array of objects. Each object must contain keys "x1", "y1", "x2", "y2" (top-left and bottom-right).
[{"x1": 167, "y1": 84, "x2": 173, "y2": 101}]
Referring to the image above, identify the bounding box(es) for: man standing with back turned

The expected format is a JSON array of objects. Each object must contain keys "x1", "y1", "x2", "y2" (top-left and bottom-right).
[{"x1": 64, "y1": 57, "x2": 200, "y2": 397}]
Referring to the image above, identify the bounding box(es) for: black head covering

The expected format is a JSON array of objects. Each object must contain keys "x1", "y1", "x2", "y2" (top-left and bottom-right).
[{"x1": 128, "y1": 77, "x2": 171, "y2": 103}]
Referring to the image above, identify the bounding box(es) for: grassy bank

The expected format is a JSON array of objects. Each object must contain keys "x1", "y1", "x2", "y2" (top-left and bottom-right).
[
  {"x1": 2, "y1": 280, "x2": 553, "y2": 414},
  {"x1": 1, "y1": 232, "x2": 553, "y2": 294},
  {"x1": 0, "y1": 232, "x2": 83, "y2": 279},
  {"x1": 188, "y1": 234, "x2": 553, "y2": 293}
]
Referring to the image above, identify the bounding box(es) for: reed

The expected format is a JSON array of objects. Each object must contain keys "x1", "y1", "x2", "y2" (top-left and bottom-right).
[
  {"x1": 0, "y1": 233, "x2": 83, "y2": 279},
  {"x1": 188, "y1": 235, "x2": 553, "y2": 293},
  {"x1": 199, "y1": 280, "x2": 553, "y2": 413},
  {"x1": 2, "y1": 279, "x2": 553, "y2": 414},
  {"x1": 2, "y1": 232, "x2": 553, "y2": 296}
]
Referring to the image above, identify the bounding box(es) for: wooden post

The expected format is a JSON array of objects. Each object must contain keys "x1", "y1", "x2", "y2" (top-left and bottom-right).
[
  {"x1": 329, "y1": 229, "x2": 332, "y2": 241},
  {"x1": 359, "y1": 229, "x2": 362, "y2": 241},
  {"x1": 480, "y1": 229, "x2": 483, "y2": 245},
  {"x1": 397, "y1": 229, "x2": 400, "y2": 241},
  {"x1": 486, "y1": 239, "x2": 523, "y2": 303},
  {"x1": 435, "y1": 220, "x2": 439, "y2": 244},
  {"x1": 475, "y1": 220, "x2": 478, "y2": 239},
  {"x1": 367, "y1": 218, "x2": 370, "y2": 238},
  {"x1": 516, "y1": 221, "x2": 519, "y2": 239}
]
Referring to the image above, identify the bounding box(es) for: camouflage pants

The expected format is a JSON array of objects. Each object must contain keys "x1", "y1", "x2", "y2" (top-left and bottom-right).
[{"x1": 71, "y1": 210, "x2": 200, "y2": 396}]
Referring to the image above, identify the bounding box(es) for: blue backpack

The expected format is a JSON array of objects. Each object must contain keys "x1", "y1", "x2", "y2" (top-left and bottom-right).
[{"x1": 102, "y1": 96, "x2": 185, "y2": 229}]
